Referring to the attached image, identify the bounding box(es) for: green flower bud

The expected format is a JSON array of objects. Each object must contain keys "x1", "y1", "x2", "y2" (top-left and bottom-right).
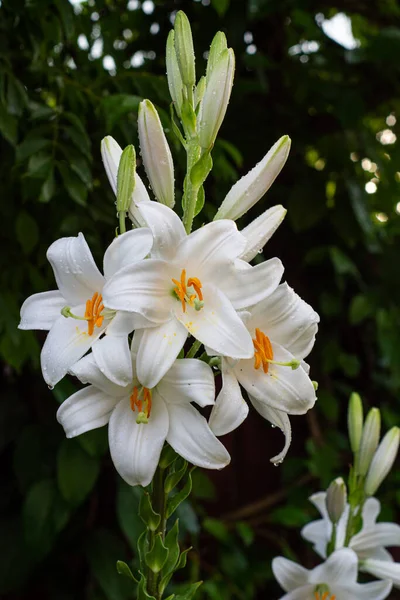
[
  {"x1": 174, "y1": 11, "x2": 195, "y2": 88},
  {"x1": 116, "y1": 145, "x2": 136, "y2": 214},
  {"x1": 348, "y1": 392, "x2": 363, "y2": 454},
  {"x1": 206, "y1": 31, "x2": 227, "y2": 80},
  {"x1": 365, "y1": 426, "x2": 400, "y2": 496},
  {"x1": 357, "y1": 407, "x2": 381, "y2": 476},
  {"x1": 166, "y1": 30, "x2": 183, "y2": 117},
  {"x1": 326, "y1": 477, "x2": 347, "y2": 524}
]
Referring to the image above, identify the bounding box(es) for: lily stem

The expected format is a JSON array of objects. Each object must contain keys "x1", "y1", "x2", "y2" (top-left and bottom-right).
[
  {"x1": 119, "y1": 210, "x2": 126, "y2": 235},
  {"x1": 186, "y1": 339, "x2": 202, "y2": 359},
  {"x1": 182, "y1": 140, "x2": 201, "y2": 234},
  {"x1": 147, "y1": 464, "x2": 168, "y2": 599}
]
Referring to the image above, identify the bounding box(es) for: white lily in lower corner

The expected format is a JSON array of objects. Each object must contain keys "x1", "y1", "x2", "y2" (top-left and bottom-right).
[
  {"x1": 19, "y1": 229, "x2": 153, "y2": 387},
  {"x1": 57, "y1": 342, "x2": 229, "y2": 486},
  {"x1": 103, "y1": 202, "x2": 284, "y2": 389},
  {"x1": 272, "y1": 548, "x2": 392, "y2": 600},
  {"x1": 209, "y1": 282, "x2": 319, "y2": 463},
  {"x1": 301, "y1": 493, "x2": 400, "y2": 588}
]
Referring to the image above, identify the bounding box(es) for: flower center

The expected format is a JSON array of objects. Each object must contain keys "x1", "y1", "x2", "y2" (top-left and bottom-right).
[
  {"x1": 314, "y1": 593, "x2": 336, "y2": 600},
  {"x1": 61, "y1": 291, "x2": 105, "y2": 336},
  {"x1": 172, "y1": 268, "x2": 204, "y2": 312},
  {"x1": 252, "y1": 328, "x2": 301, "y2": 372},
  {"x1": 130, "y1": 385, "x2": 152, "y2": 424}
]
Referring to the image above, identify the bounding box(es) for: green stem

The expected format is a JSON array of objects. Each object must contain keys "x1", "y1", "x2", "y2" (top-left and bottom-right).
[
  {"x1": 147, "y1": 466, "x2": 168, "y2": 599},
  {"x1": 119, "y1": 211, "x2": 126, "y2": 234},
  {"x1": 182, "y1": 141, "x2": 201, "y2": 234},
  {"x1": 186, "y1": 339, "x2": 202, "y2": 359}
]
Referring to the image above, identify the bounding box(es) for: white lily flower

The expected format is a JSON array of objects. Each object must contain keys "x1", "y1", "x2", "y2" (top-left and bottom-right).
[
  {"x1": 215, "y1": 135, "x2": 291, "y2": 221},
  {"x1": 209, "y1": 283, "x2": 319, "y2": 463},
  {"x1": 239, "y1": 204, "x2": 287, "y2": 262},
  {"x1": 57, "y1": 345, "x2": 230, "y2": 486},
  {"x1": 19, "y1": 230, "x2": 153, "y2": 387},
  {"x1": 272, "y1": 548, "x2": 392, "y2": 600},
  {"x1": 138, "y1": 99, "x2": 175, "y2": 208},
  {"x1": 301, "y1": 493, "x2": 400, "y2": 586},
  {"x1": 103, "y1": 202, "x2": 284, "y2": 389},
  {"x1": 101, "y1": 135, "x2": 150, "y2": 227}
]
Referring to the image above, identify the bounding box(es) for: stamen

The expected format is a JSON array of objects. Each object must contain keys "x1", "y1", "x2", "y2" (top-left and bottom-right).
[
  {"x1": 252, "y1": 328, "x2": 300, "y2": 372},
  {"x1": 130, "y1": 385, "x2": 152, "y2": 424},
  {"x1": 172, "y1": 269, "x2": 204, "y2": 313},
  {"x1": 61, "y1": 291, "x2": 105, "y2": 336},
  {"x1": 314, "y1": 590, "x2": 336, "y2": 600}
]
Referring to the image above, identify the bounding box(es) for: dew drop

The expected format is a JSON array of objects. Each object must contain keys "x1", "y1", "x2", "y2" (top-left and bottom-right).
[{"x1": 48, "y1": 384, "x2": 54, "y2": 390}]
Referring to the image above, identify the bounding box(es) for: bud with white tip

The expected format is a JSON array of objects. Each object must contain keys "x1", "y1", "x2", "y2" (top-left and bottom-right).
[
  {"x1": 173, "y1": 11, "x2": 196, "y2": 88},
  {"x1": 365, "y1": 427, "x2": 400, "y2": 496},
  {"x1": 116, "y1": 145, "x2": 136, "y2": 214},
  {"x1": 138, "y1": 100, "x2": 175, "y2": 208},
  {"x1": 239, "y1": 205, "x2": 287, "y2": 262},
  {"x1": 215, "y1": 135, "x2": 291, "y2": 221},
  {"x1": 348, "y1": 392, "x2": 363, "y2": 454},
  {"x1": 206, "y1": 31, "x2": 228, "y2": 80},
  {"x1": 357, "y1": 407, "x2": 381, "y2": 477},
  {"x1": 326, "y1": 477, "x2": 347, "y2": 524},
  {"x1": 166, "y1": 30, "x2": 183, "y2": 117}
]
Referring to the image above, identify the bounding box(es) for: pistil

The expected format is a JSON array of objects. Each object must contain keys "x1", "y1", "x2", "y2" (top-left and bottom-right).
[
  {"x1": 253, "y1": 328, "x2": 300, "y2": 373},
  {"x1": 172, "y1": 268, "x2": 204, "y2": 312}
]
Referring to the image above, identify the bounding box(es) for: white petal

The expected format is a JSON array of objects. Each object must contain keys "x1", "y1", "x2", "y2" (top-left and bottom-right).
[
  {"x1": 164, "y1": 400, "x2": 230, "y2": 469},
  {"x1": 215, "y1": 136, "x2": 291, "y2": 221},
  {"x1": 300, "y1": 520, "x2": 329, "y2": 559},
  {"x1": 173, "y1": 220, "x2": 247, "y2": 277},
  {"x1": 134, "y1": 320, "x2": 188, "y2": 389},
  {"x1": 249, "y1": 395, "x2": 292, "y2": 464},
  {"x1": 40, "y1": 311, "x2": 108, "y2": 386},
  {"x1": 278, "y1": 588, "x2": 314, "y2": 600},
  {"x1": 109, "y1": 395, "x2": 169, "y2": 487},
  {"x1": 309, "y1": 491, "x2": 329, "y2": 519},
  {"x1": 219, "y1": 258, "x2": 284, "y2": 310},
  {"x1": 57, "y1": 386, "x2": 119, "y2": 438},
  {"x1": 47, "y1": 233, "x2": 104, "y2": 305},
  {"x1": 337, "y1": 581, "x2": 392, "y2": 600},
  {"x1": 105, "y1": 310, "x2": 153, "y2": 336},
  {"x1": 364, "y1": 547, "x2": 394, "y2": 562},
  {"x1": 248, "y1": 283, "x2": 320, "y2": 359},
  {"x1": 310, "y1": 548, "x2": 358, "y2": 585},
  {"x1": 174, "y1": 284, "x2": 254, "y2": 359},
  {"x1": 103, "y1": 259, "x2": 174, "y2": 323},
  {"x1": 362, "y1": 559, "x2": 400, "y2": 586},
  {"x1": 209, "y1": 362, "x2": 248, "y2": 436},
  {"x1": 239, "y1": 205, "x2": 287, "y2": 262},
  {"x1": 271, "y1": 557, "x2": 310, "y2": 592},
  {"x1": 92, "y1": 334, "x2": 132, "y2": 387},
  {"x1": 137, "y1": 202, "x2": 186, "y2": 261},
  {"x1": 158, "y1": 358, "x2": 215, "y2": 408},
  {"x1": 235, "y1": 342, "x2": 316, "y2": 414},
  {"x1": 19, "y1": 290, "x2": 66, "y2": 331},
  {"x1": 362, "y1": 497, "x2": 381, "y2": 526},
  {"x1": 352, "y1": 523, "x2": 400, "y2": 553},
  {"x1": 103, "y1": 228, "x2": 153, "y2": 279},
  {"x1": 70, "y1": 353, "x2": 126, "y2": 397}
]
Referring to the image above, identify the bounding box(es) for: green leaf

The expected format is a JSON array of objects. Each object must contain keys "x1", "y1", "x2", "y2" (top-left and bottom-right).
[
  {"x1": 174, "y1": 581, "x2": 202, "y2": 600},
  {"x1": 166, "y1": 470, "x2": 193, "y2": 518},
  {"x1": 349, "y1": 294, "x2": 373, "y2": 325},
  {"x1": 137, "y1": 529, "x2": 150, "y2": 574},
  {"x1": 163, "y1": 519, "x2": 180, "y2": 576},
  {"x1": 86, "y1": 530, "x2": 133, "y2": 600},
  {"x1": 16, "y1": 136, "x2": 50, "y2": 162},
  {"x1": 117, "y1": 481, "x2": 145, "y2": 550},
  {"x1": 175, "y1": 547, "x2": 192, "y2": 571},
  {"x1": 0, "y1": 101, "x2": 17, "y2": 145},
  {"x1": 78, "y1": 427, "x2": 108, "y2": 457},
  {"x1": 101, "y1": 95, "x2": 142, "y2": 131},
  {"x1": 139, "y1": 492, "x2": 161, "y2": 531},
  {"x1": 190, "y1": 152, "x2": 212, "y2": 188},
  {"x1": 194, "y1": 185, "x2": 205, "y2": 218},
  {"x1": 57, "y1": 438, "x2": 100, "y2": 507},
  {"x1": 7, "y1": 75, "x2": 28, "y2": 116},
  {"x1": 116, "y1": 560, "x2": 138, "y2": 583},
  {"x1": 145, "y1": 533, "x2": 169, "y2": 573},
  {"x1": 55, "y1": 0, "x2": 75, "y2": 39},
  {"x1": 159, "y1": 443, "x2": 178, "y2": 469},
  {"x1": 58, "y1": 162, "x2": 88, "y2": 206},
  {"x1": 27, "y1": 151, "x2": 52, "y2": 179},
  {"x1": 165, "y1": 458, "x2": 188, "y2": 493},
  {"x1": 203, "y1": 517, "x2": 230, "y2": 543},
  {"x1": 39, "y1": 168, "x2": 55, "y2": 203},
  {"x1": 137, "y1": 574, "x2": 156, "y2": 600},
  {"x1": 15, "y1": 211, "x2": 39, "y2": 255},
  {"x1": 236, "y1": 522, "x2": 254, "y2": 546},
  {"x1": 211, "y1": 0, "x2": 230, "y2": 17}
]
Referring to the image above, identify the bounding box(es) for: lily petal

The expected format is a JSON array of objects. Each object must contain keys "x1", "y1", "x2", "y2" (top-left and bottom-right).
[
  {"x1": 219, "y1": 258, "x2": 284, "y2": 310},
  {"x1": 41, "y1": 311, "x2": 108, "y2": 386},
  {"x1": 239, "y1": 205, "x2": 287, "y2": 262},
  {"x1": 300, "y1": 520, "x2": 329, "y2": 559},
  {"x1": 362, "y1": 497, "x2": 381, "y2": 526},
  {"x1": 47, "y1": 233, "x2": 105, "y2": 305},
  {"x1": 209, "y1": 361, "x2": 248, "y2": 436},
  {"x1": 174, "y1": 283, "x2": 254, "y2": 359},
  {"x1": 70, "y1": 353, "x2": 126, "y2": 397},
  {"x1": 105, "y1": 310, "x2": 154, "y2": 336},
  {"x1": 352, "y1": 523, "x2": 400, "y2": 553},
  {"x1": 272, "y1": 557, "x2": 310, "y2": 592},
  {"x1": 310, "y1": 548, "x2": 358, "y2": 585},
  {"x1": 103, "y1": 259, "x2": 174, "y2": 323},
  {"x1": 109, "y1": 395, "x2": 169, "y2": 487},
  {"x1": 103, "y1": 228, "x2": 153, "y2": 279},
  {"x1": 163, "y1": 399, "x2": 230, "y2": 469},
  {"x1": 158, "y1": 358, "x2": 215, "y2": 408},
  {"x1": 19, "y1": 290, "x2": 66, "y2": 331},
  {"x1": 249, "y1": 395, "x2": 292, "y2": 463},
  {"x1": 57, "y1": 386, "x2": 119, "y2": 438},
  {"x1": 278, "y1": 588, "x2": 315, "y2": 600},
  {"x1": 235, "y1": 342, "x2": 316, "y2": 414},
  {"x1": 92, "y1": 334, "x2": 132, "y2": 387},
  {"x1": 362, "y1": 559, "x2": 400, "y2": 586},
  {"x1": 137, "y1": 202, "x2": 186, "y2": 261},
  {"x1": 135, "y1": 320, "x2": 188, "y2": 389},
  {"x1": 337, "y1": 582, "x2": 392, "y2": 600}
]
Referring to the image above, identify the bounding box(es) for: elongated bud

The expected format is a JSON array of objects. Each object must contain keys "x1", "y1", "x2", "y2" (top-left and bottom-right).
[
  {"x1": 174, "y1": 11, "x2": 195, "y2": 88},
  {"x1": 365, "y1": 427, "x2": 400, "y2": 495},
  {"x1": 166, "y1": 30, "x2": 183, "y2": 117},
  {"x1": 357, "y1": 407, "x2": 381, "y2": 476},
  {"x1": 326, "y1": 477, "x2": 347, "y2": 524},
  {"x1": 215, "y1": 135, "x2": 291, "y2": 220},
  {"x1": 116, "y1": 145, "x2": 135, "y2": 213},
  {"x1": 138, "y1": 100, "x2": 175, "y2": 207},
  {"x1": 239, "y1": 205, "x2": 287, "y2": 262},
  {"x1": 348, "y1": 392, "x2": 363, "y2": 454},
  {"x1": 206, "y1": 31, "x2": 228, "y2": 80},
  {"x1": 199, "y1": 48, "x2": 235, "y2": 150},
  {"x1": 194, "y1": 75, "x2": 206, "y2": 109}
]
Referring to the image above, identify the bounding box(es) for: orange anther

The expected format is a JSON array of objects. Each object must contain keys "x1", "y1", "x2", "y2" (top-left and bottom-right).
[
  {"x1": 252, "y1": 328, "x2": 274, "y2": 373},
  {"x1": 85, "y1": 292, "x2": 104, "y2": 336},
  {"x1": 130, "y1": 386, "x2": 152, "y2": 419},
  {"x1": 172, "y1": 269, "x2": 203, "y2": 313}
]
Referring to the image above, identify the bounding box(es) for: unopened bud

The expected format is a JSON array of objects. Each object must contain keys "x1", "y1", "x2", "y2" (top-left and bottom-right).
[
  {"x1": 206, "y1": 31, "x2": 227, "y2": 80},
  {"x1": 239, "y1": 205, "x2": 287, "y2": 262},
  {"x1": 194, "y1": 75, "x2": 206, "y2": 109},
  {"x1": 348, "y1": 392, "x2": 363, "y2": 454},
  {"x1": 117, "y1": 145, "x2": 136, "y2": 214},
  {"x1": 174, "y1": 11, "x2": 195, "y2": 88},
  {"x1": 357, "y1": 407, "x2": 381, "y2": 476},
  {"x1": 215, "y1": 135, "x2": 291, "y2": 221},
  {"x1": 326, "y1": 477, "x2": 347, "y2": 524},
  {"x1": 365, "y1": 427, "x2": 400, "y2": 495},
  {"x1": 138, "y1": 100, "x2": 175, "y2": 208},
  {"x1": 166, "y1": 30, "x2": 183, "y2": 117},
  {"x1": 199, "y1": 48, "x2": 235, "y2": 150}
]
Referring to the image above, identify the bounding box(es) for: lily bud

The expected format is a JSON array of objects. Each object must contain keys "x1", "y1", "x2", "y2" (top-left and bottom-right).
[
  {"x1": 357, "y1": 407, "x2": 381, "y2": 477},
  {"x1": 116, "y1": 145, "x2": 135, "y2": 214},
  {"x1": 138, "y1": 100, "x2": 175, "y2": 208},
  {"x1": 166, "y1": 30, "x2": 183, "y2": 117},
  {"x1": 194, "y1": 75, "x2": 206, "y2": 109},
  {"x1": 365, "y1": 427, "x2": 400, "y2": 496},
  {"x1": 206, "y1": 31, "x2": 228, "y2": 80},
  {"x1": 174, "y1": 11, "x2": 195, "y2": 88},
  {"x1": 199, "y1": 48, "x2": 235, "y2": 150},
  {"x1": 348, "y1": 392, "x2": 364, "y2": 454},
  {"x1": 239, "y1": 205, "x2": 287, "y2": 262},
  {"x1": 326, "y1": 477, "x2": 347, "y2": 524},
  {"x1": 215, "y1": 135, "x2": 291, "y2": 220}
]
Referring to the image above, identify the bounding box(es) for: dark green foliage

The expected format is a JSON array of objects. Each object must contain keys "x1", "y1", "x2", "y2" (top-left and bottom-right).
[{"x1": 1, "y1": 0, "x2": 400, "y2": 598}]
